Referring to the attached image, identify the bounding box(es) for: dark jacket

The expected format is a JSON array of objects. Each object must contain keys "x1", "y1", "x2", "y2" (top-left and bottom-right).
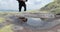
[
  {"x1": 17, "y1": 0, "x2": 28, "y2": 2},
  {"x1": 17, "y1": 0, "x2": 28, "y2": 6}
]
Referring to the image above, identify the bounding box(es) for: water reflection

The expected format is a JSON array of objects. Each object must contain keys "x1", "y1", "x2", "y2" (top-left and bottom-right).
[{"x1": 27, "y1": 18, "x2": 44, "y2": 27}]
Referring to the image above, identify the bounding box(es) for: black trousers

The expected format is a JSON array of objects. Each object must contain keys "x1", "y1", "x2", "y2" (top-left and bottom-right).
[{"x1": 19, "y1": 3, "x2": 26, "y2": 12}]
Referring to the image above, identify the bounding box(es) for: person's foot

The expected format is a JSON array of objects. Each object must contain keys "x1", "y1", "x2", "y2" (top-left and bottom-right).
[
  {"x1": 19, "y1": 11, "x2": 21, "y2": 12},
  {"x1": 24, "y1": 10, "x2": 26, "y2": 11}
]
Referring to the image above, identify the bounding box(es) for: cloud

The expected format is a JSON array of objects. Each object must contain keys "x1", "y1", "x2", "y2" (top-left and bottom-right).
[{"x1": 0, "y1": 0, "x2": 54, "y2": 11}]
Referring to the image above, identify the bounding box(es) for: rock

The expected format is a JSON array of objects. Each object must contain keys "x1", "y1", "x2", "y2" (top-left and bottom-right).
[
  {"x1": 18, "y1": 16, "x2": 28, "y2": 23},
  {"x1": 56, "y1": 13, "x2": 60, "y2": 18},
  {"x1": 56, "y1": 13, "x2": 60, "y2": 15}
]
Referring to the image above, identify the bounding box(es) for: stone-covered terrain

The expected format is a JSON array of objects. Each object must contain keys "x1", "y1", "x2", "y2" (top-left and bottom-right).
[{"x1": 0, "y1": 12, "x2": 60, "y2": 32}]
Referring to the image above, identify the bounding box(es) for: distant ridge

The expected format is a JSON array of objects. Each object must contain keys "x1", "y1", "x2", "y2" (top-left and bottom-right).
[{"x1": 40, "y1": 0, "x2": 60, "y2": 14}]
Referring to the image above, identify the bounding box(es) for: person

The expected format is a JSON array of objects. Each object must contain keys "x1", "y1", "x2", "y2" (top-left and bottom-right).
[{"x1": 17, "y1": 0, "x2": 28, "y2": 12}]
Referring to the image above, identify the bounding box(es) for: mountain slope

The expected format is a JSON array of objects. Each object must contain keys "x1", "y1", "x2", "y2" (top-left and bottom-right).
[{"x1": 40, "y1": 0, "x2": 60, "y2": 14}]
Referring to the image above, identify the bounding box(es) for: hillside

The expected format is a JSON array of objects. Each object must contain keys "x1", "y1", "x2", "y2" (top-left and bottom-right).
[{"x1": 40, "y1": 0, "x2": 60, "y2": 14}]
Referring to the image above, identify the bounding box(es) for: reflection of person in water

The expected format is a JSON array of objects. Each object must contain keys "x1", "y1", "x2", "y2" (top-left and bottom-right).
[{"x1": 17, "y1": 0, "x2": 28, "y2": 12}]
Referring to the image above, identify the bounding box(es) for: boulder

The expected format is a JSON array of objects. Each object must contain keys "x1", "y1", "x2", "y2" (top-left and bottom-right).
[{"x1": 18, "y1": 16, "x2": 28, "y2": 23}]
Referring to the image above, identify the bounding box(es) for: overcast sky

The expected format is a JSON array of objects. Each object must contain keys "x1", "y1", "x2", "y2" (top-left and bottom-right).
[{"x1": 0, "y1": 0, "x2": 54, "y2": 11}]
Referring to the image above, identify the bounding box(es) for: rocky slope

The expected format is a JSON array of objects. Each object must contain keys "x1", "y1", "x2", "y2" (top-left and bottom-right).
[{"x1": 40, "y1": 0, "x2": 60, "y2": 14}]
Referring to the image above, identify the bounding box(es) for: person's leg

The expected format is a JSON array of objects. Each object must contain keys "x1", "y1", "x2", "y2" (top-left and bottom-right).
[
  {"x1": 19, "y1": 4, "x2": 22, "y2": 12},
  {"x1": 23, "y1": 4, "x2": 26, "y2": 11}
]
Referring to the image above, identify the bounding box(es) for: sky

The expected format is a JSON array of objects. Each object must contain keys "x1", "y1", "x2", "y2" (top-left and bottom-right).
[{"x1": 0, "y1": 0, "x2": 54, "y2": 11}]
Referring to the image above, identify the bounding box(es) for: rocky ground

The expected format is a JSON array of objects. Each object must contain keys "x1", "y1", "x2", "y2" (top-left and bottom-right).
[{"x1": 0, "y1": 13, "x2": 60, "y2": 32}]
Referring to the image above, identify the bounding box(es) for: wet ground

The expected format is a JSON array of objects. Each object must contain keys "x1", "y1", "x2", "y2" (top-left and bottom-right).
[{"x1": 0, "y1": 14, "x2": 60, "y2": 32}]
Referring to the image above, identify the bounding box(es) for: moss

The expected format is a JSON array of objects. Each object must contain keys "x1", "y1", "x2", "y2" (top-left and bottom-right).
[
  {"x1": 0, "y1": 25, "x2": 13, "y2": 32},
  {"x1": 0, "y1": 17, "x2": 5, "y2": 23}
]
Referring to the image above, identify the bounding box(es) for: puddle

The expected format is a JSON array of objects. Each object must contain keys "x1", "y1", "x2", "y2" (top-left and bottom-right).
[
  {"x1": 0, "y1": 15, "x2": 60, "y2": 30},
  {"x1": 21, "y1": 18, "x2": 47, "y2": 30},
  {"x1": 27, "y1": 18, "x2": 44, "y2": 27}
]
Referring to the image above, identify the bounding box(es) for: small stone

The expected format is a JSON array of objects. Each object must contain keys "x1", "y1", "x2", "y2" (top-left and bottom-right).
[
  {"x1": 19, "y1": 26, "x2": 24, "y2": 30},
  {"x1": 48, "y1": 30, "x2": 55, "y2": 32},
  {"x1": 12, "y1": 26, "x2": 24, "y2": 31},
  {"x1": 57, "y1": 29, "x2": 60, "y2": 32}
]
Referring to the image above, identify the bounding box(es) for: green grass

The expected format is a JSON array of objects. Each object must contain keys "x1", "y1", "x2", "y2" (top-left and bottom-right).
[
  {"x1": 40, "y1": 0, "x2": 60, "y2": 14},
  {"x1": 51, "y1": 8, "x2": 60, "y2": 14},
  {"x1": 0, "y1": 17, "x2": 5, "y2": 23},
  {"x1": 0, "y1": 25, "x2": 13, "y2": 32}
]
